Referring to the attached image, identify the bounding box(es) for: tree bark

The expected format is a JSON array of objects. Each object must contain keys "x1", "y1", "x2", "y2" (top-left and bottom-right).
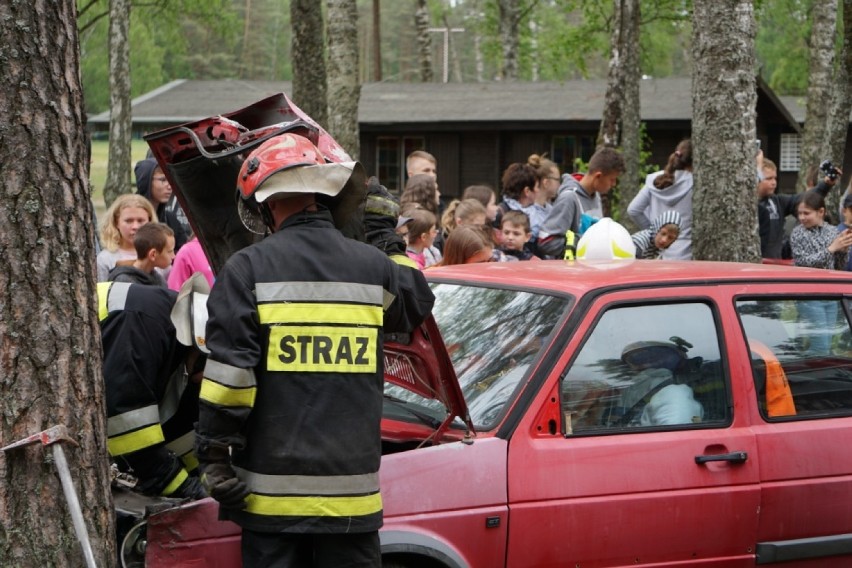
[
  {"x1": 498, "y1": 0, "x2": 520, "y2": 80},
  {"x1": 373, "y1": 0, "x2": 382, "y2": 82},
  {"x1": 291, "y1": 0, "x2": 329, "y2": 128},
  {"x1": 691, "y1": 0, "x2": 761, "y2": 263},
  {"x1": 327, "y1": 0, "x2": 361, "y2": 159},
  {"x1": 415, "y1": 0, "x2": 433, "y2": 82},
  {"x1": 826, "y1": 0, "x2": 852, "y2": 214},
  {"x1": 0, "y1": 2, "x2": 114, "y2": 566},
  {"x1": 796, "y1": 0, "x2": 838, "y2": 192},
  {"x1": 618, "y1": 0, "x2": 642, "y2": 229},
  {"x1": 103, "y1": 0, "x2": 132, "y2": 207},
  {"x1": 598, "y1": 0, "x2": 641, "y2": 224}
]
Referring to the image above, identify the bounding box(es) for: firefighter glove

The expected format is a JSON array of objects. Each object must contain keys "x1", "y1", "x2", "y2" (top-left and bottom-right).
[{"x1": 201, "y1": 462, "x2": 250, "y2": 510}]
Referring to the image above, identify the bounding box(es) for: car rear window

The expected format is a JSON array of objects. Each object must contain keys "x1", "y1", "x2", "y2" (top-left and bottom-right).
[{"x1": 736, "y1": 297, "x2": 852, "y2": 420}]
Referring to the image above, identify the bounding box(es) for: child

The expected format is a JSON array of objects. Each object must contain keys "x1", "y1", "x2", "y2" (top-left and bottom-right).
[
  {"x1": 631, "y1": 211, "x2": 682, "y2": 260},
  {"x1": 405, "y1": 208, "x2": 441, "y2": 270},
  {"x1": 499, "y1": 211, "x2": 539, "y2": 261},
  {"x1": 435, "y1": 198, "x2": 487, "y2": 252},
  {"x1": 167, "y1": 235, "x2": 215, "y2": 291},
  {"x1": 432, "y1": 225, "x2": 494, "y2": 266},
  {"x1": 538, "y1": 147, "x2": 625, "y2": 258},
  {"x1": 108, "y1": 222, "x2": 175, "y2": 287},
  {"x1": 837, "y1": 193, "x2": 852, "y2": 271},
  {"x1": 97, "y1": 193, "x2": 157, "y2": 281},
  {"x1": 135, "y1": 158, "x2": 188, "y2": 252},
  {"x1": 790, "y1": 191, "x2": 852, "y2": 271}
]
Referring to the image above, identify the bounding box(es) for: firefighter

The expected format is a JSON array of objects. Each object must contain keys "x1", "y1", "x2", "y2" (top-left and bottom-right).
[
  {"x1": 99, "y1": 273, "x2": 210, "y2": 500},
  {"x1": 195, "y1": 132, "x2": 435, "y2": 567}
]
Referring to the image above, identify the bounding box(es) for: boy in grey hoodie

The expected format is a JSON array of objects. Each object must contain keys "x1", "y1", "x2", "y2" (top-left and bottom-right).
[
  {"x1": 627, "y1": 139, "x2": 693, "y2": 260},
  {"x1": 537, "y1": 147, "x2": 625, "y2": 258}
]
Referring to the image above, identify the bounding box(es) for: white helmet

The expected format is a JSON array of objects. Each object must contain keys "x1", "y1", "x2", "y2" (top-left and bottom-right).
[
  {"x1": 171, "y1": 272, "x2": 211, "y2": 354},
  {"x1": 576, "y1": 218, "x2": 636, "y2": 260}
]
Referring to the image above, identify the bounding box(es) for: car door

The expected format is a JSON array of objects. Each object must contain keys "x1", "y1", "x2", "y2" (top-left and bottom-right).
[
  {"x1": 505, "y1": 287, "x2": 761, "y2": 567},
  {"x1": 733, "y1": 284, "x2": 852, "y2": 565}
]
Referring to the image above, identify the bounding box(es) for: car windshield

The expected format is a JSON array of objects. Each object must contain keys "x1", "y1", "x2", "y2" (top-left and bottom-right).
[{"x1": 385, "y1": 282, "x2": 571, "y2": 430}]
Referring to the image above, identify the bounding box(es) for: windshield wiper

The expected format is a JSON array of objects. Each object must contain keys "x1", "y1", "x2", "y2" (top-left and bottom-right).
[{"x1": 383, "y1": 394, "x2": 443, "y2": 429}]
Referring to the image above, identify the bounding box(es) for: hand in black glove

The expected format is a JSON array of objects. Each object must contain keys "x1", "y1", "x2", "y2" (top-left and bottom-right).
[
  {"x1": 201, "y1": 462, "x2": 250, "y2": 510},
  {"x1": 173, "y1": 474, "x2": 208, "y2": 500},
  {"x1": 363, "y1": 176, "x2": 406, "y2": 256}
]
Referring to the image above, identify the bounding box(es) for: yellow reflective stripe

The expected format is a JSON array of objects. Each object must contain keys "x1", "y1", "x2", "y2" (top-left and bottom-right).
[
  {"x1": 181, "y1": 453, "x2": 199, "y2": 473},
  {"x1": 200, "y1": 378, "x2": 257, "y2": 407},
  {"x1": 107, "y1": 423, "x2": 166, "y2": 456},
  {"x1": 258, "y1": 303, "x2": 383, "y2": 327},
  {"x1": 97, "y1": 282, "x2": 111, "y2": 321},
  {"x1": 266, "y1": 325, "x2": 377, "y2": 373},
  {"x1": 245, "y1": 492, "x2": 382, "y2": 518},
  {"x1": 612, "y1": 240, "x2": 634, "y2": 259},
  {"x1": 165, "y1": 431, "x2": 198, "y2": 471},
  {"x1": 161, "y1": 468, "x2": 189, "y2": 496},
  {"x1": 389, "y1": 254, "x2": 418, "y2": 269}
]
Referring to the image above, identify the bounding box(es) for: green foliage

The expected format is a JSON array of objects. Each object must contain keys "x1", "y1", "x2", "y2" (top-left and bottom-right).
[
  {"x1": 78, "y1": 0, "x2": 242, "y2": 114},
  {"x1": 755, "y1": 0, "x2": 812, "y2": 95}
]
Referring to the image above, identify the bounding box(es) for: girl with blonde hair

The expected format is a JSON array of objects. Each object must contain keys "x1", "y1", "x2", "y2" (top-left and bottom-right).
[
  {"x1": 435, "y1": 198, "x2": 487, "y2": 252},
  {"x1": 96, "y1": 193, "x2": 157, "y2": 281}
]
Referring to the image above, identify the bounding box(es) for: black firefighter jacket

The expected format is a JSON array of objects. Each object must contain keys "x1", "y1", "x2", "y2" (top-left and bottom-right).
[
  {"x1": 98, "y1": 281, "x2": 199, "y2": 496},
  {"x1": 196, "y1": 209, "x2": 435, "y2": 534}
]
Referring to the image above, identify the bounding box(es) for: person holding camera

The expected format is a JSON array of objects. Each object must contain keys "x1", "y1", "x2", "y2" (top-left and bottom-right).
[{"x1": 757, "y1": 156, "x2": 840, "y2": 260}]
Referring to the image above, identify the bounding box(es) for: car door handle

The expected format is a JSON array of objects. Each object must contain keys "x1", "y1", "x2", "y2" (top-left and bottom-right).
[{"x1": 695, "y1": 451, "x2": 748, "y2": 465}]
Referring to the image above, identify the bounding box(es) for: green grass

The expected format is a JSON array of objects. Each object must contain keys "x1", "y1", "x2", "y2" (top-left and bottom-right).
[{"x1": 89, "y1": 139, "x2": 151, "y2": 217}]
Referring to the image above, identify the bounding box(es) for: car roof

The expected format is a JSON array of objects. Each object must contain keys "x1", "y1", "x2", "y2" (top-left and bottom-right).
[{"x1": 425, "y1": 259, "x2": 852, "y2": 295}]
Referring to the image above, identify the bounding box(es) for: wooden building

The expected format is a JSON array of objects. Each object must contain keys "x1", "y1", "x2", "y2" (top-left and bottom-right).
[{"x1": 88, "y1": 77, "x2": 803, "y2": 197}]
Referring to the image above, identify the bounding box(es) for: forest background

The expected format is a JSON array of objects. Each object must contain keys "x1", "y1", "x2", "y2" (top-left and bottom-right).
[
  {"x1": 77, "y1": 0, "x2": 818, "y2": 115},
  {"x1": 77, "y1": 0, "x2": 834, "y2": 213}
]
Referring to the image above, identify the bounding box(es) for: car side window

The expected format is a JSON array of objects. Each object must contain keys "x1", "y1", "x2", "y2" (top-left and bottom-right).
[
  {"x1": 561, "y1": 302, "x2": 729, "y2": 435},
  {"x1": 736, "y1": 297, "x2": 852, "y2": 420}
]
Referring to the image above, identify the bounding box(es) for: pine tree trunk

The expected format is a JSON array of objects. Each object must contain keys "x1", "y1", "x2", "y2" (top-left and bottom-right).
[
  {"x1": 599, "y1": 0, "x2": 640, "y2": 224},
  {"x1": 0, "y1": 2, "x2": 115, "y2": 566},
  {"x1": 691, "y1": 0, "x2": 761, "y2": 263},
  {"x1": 796, "y1": 0, "x2": 838, "y2": 192},
  {"x1": 327, "y1": 0, "x2": 361, "y2": 159},
  {"x1": 373, "y1": 0, "x2": 382, "y2": 82},
  {"x1": 618, "y1": 0, "x2": 642, "y2": 230},
  {"x1": 498, "y1": 0, "x2": 520, "y2": 80},
  {"x1": 415, "y1": 0, "x2": 433, "y2": 82},
  {"x1": 291, "y1": 0, "x2": 329, "y2": 127},
  {"x1": 103, "y1": 0, "x2": 132, "y2": 208},
  {"x1": 827, "y1": 0, "x2": 852, "y2": 214}
]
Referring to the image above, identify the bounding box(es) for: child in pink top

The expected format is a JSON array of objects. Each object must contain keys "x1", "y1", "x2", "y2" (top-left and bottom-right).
[{"x1": 167, "y1": 237, "x2": 214, "y2": 291}]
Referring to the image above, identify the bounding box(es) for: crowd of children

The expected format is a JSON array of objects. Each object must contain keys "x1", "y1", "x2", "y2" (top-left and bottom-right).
[{"x1": 100, "y1": 146, "x2": 852, "y2": 287}]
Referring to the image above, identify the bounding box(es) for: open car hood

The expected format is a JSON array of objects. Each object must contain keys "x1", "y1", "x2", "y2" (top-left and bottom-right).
[{"x1": 144, "y1": 94, "x2": 474, "y2": 437}]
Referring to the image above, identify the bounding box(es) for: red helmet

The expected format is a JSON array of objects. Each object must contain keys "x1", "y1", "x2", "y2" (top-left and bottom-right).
[{"x1": 237, "y1": 132, "x2": 325, "y2": 203}]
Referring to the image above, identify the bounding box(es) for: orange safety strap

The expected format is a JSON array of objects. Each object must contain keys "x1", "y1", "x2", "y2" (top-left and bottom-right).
[{"x1": 749, "y1": 341, "x2": 796, "y2": 417}]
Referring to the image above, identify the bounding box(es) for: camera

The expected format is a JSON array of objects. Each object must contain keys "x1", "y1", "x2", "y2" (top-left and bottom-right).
[{"x1": 820, "y1": 160, "x2": 841, "y2": 181}]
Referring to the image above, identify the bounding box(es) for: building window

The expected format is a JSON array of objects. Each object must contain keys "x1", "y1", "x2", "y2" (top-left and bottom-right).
[
  {"x1": 552, "y1": 135, "x2": 596, "y2": 173},
  {"x1": 376, "y1": 137, "x2": 425, "y2": 192},
  {"x1": 779, "y1": 133, "x2": 801, "y2": 172}
]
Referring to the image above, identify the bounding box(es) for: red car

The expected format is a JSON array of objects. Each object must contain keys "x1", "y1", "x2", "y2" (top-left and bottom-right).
[
  {"x1": 127, "y1": 259, "x2": 852, "y2": 568},
  {"x1": 126, "y1": 96, "x2": 852, "y2": 567}
]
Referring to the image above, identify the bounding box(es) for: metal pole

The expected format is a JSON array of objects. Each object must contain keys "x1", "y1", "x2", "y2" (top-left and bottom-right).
[
  {"x1": 53, "y1": 444, "x2": 98, "y2": 568},
  {"x1": 427, "y1": 27, "x2": 465, "y2": 83}
]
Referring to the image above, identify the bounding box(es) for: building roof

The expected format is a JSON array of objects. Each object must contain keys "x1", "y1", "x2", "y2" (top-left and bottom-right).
[
  {"x1": 88, "y1": 77, "x2": 713, "y2": 126},
  {"x1": 779, "y1": 95, "x2": 806, "y2": 123}
]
